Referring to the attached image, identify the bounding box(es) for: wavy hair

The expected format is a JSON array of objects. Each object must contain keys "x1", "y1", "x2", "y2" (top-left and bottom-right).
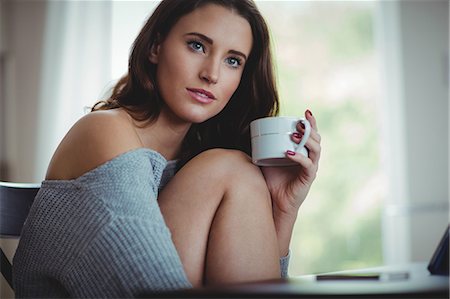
[{"x1": 92, "y1": 0, "x2": 279, "y2": 165}]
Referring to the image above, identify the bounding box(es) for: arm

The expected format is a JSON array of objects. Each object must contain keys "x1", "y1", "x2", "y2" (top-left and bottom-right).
[{"x1": 262, "y1": 110, "x2": 321, "y2": 263}]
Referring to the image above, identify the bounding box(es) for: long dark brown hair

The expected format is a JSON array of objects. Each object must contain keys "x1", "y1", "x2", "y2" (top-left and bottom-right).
[{"x1": 92, "y1": 0, "x2": 279, "y2": 165}]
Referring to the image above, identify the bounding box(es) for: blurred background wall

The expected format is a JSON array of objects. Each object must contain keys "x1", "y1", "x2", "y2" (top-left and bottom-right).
[
  {"x1": 377, "y1": 0, "x2": 449, "y2": 264},
  {"x1": 1, "y1": 0, "x2": 46, "y2": 182},
  {"x1": 0, "y1": 1, "x2": 448, "y2": 297},
  {"x1": 0, "y1": 0, "x2": 111, "y2": 183}
]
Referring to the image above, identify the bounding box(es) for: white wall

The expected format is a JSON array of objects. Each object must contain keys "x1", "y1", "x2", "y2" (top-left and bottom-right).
[
  {"x1": 0, "y1": 0, "x2": 4, "y2": 52},
  {"x1": 1, "y1": 1, "x2": 112, "y2": 183},
  {"x1": 0, "y1": 0, "x2": 5, "y2": 178},
  {"x1": 1, "y1": 1, "x2": 47, "y2": 183},
  {"x1": 401, "y1": 0, "x2": 449, "y2": 261},
  {"x1": 378, "y1": 0, "x2": 449, "y2": 264},
  {"x1": 33, "y1": 1, "x2": 112, "y2": 181}
]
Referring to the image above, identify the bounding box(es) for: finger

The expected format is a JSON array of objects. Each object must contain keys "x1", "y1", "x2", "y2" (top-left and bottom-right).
[
  {"x1": 291, "y1": 132, "x2": 302, "y2": 144},
  {"x1": 292, "y1": 126, "x2": 322, "y2": 143},
  {"x1": 305, "y1": 109, "x2": 318, "y2": 132},
  {"x1": 296, "y1": 120, "x2": 306, "y2": 132},
  {"x1": 290, "y1": 131, "x2": 321, "y2": 165},
  {"x1": 292, "y1": 128, "x2": 322, "y2": 143},
  {"x1": 309, "y1": 129, "x2": 321, "y2": 143},
  {"x1": 304, "y1": 137, "x2": 321, "y2": 164},
  {"x1": 285, "y1": 150, "x2": 314, "y2": 171},
  {"x1": 285, "y1": 151, "x2": 318, "y2": 182}
]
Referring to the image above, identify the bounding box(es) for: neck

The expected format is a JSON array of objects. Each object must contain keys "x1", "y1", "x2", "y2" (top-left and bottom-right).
[{"x1": 135, "y1": 109, "x2": 191, "y2": 161}]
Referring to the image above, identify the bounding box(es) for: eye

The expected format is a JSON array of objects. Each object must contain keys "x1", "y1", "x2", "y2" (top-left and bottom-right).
[
  {"x1": 225, "y1": 57, "x2": 242, "y2": 68},
  {"x1": 187, "y1": 40, "x2": 205, "y2": 53}
]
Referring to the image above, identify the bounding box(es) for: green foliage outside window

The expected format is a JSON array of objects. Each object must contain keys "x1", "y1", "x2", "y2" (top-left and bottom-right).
[{"x1": 257, "y1": 1, "x2": 384, "y2": 275}]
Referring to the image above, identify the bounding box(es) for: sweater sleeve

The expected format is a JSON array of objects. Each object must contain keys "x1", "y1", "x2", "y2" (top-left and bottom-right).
[
  {"x1": 280, "y1": 250, "x2": 291, "y2": 278},
  {"x1": 65, "y1": 217, "x2": 191, "y2": 297},
  {"x1": 13, "y1": 149, "x2": 191, "y2": 298},
  {"x1": 65, "y1": 149, "x2": 192, "y2": 297}
]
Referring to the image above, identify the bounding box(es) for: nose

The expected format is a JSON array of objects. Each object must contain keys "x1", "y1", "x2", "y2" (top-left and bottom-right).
[{"x1": 199, "y1": 57, "x2": 220, "y2": 84}]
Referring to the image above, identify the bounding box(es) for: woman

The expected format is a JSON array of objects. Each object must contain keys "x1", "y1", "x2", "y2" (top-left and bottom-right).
[{"x1": 13, "y1": 0, "x2": 321, "y2": 297}]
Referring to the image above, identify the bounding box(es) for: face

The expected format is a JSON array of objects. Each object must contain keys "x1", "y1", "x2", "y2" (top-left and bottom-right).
[{"x1": 150, "y1": 4, "x2": 253, "y2": 124}]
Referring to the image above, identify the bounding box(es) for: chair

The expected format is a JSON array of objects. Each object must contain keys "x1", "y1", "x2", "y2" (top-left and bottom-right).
[{"x1": 0, "y1": 182, "x2": 40, "y2": 292}]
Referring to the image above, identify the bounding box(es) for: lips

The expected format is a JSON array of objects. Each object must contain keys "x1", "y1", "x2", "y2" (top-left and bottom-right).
[{"x1": 186, "y1": 88, "x2": 216, "y2": 104}]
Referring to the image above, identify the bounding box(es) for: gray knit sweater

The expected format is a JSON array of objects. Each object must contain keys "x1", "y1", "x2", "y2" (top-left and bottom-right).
[{"x1": 13, "y1": 148, "x2": 289, "y2": 298}]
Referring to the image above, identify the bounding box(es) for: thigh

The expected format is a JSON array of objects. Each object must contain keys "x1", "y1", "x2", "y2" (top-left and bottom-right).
[{"x1": 158, "y1": 149, "x2": 275, "y2": 286}]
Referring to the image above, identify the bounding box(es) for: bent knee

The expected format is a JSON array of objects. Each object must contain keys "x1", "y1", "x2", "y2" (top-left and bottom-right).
[
  {"x1": 198, "y1": 148, "x2": 250, "y2": 164},
  {"x1": 194, "y1": 149, "x2": 259, "y2": 176},
  {"x1": 178, "y1": 149, "x2": 272, "y2": 218},
  {"x1": 194, "y1": 148, "x2": 269, "y2": 193}
]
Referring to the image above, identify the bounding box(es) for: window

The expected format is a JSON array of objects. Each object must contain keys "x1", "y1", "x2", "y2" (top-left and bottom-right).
[{"x1": 257, "y1": 1, "x2": 383, "y2": 274}]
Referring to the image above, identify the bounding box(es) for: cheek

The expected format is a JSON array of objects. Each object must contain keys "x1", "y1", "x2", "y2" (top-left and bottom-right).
[
  {"x1": 222, "y1": 71, "x2": 244, "y2": 101},
  {"x1": 157, "y1": 51, "x2": 185, "y2": 83},
  {"x1": 156, "y1": 51, "x2": 193, "y2": 99}
]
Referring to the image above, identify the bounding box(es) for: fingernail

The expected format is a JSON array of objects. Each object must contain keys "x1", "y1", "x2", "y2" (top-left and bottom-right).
[
  {"x1": 306, "y1": 109, "x2": 313, "y2": 117},
  {"x1": 293, "y1": 132, "x2": 301, "y2": 138},
  {"x1": 297, "y1": 121, "x2": 305, "y2": 129},
  {"x1": 286, "y1": 150, "x2": 296, "y2": 156}
]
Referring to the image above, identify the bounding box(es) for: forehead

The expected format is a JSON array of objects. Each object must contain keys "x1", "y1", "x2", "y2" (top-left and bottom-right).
[{"x1": 168, "y1": 4, "x2": 253, "y2": 55}]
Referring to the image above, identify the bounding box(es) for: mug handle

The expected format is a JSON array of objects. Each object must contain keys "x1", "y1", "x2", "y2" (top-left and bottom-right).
[{"x1": 295, "y1": 119, "x2": 311, "y2": 151}]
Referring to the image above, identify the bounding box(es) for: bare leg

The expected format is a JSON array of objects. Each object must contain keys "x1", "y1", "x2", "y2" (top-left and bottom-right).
[{"x1": 158, "y1": 149, "x2": 280, "y2": 287}]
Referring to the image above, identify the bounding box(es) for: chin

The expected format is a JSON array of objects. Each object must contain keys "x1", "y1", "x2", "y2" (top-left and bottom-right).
[
  {"x1": 185, "y1": 114, "x2": 215, "y2": 124},
  {"x1": 177, "y1": 107, "x2": 222, "y2": 124}
]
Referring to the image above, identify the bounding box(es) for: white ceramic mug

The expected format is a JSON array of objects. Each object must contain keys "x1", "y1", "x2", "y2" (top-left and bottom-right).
[{"x1": 250, "y1": 116, "x2": 311, "y2": 166}]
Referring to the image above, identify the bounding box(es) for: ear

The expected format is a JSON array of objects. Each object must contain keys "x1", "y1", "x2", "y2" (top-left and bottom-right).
[
  {"x1": 149, "y1": 43, "x2": 160, "y2": 64},
  {"x1": 149, "y1": 35, "x2": 161, "y2": 64}
]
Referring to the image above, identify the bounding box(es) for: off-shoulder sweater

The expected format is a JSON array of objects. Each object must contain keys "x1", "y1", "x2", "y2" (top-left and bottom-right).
[{"x1": 13, "y1": 148, "x2": 289, "y2": 298}]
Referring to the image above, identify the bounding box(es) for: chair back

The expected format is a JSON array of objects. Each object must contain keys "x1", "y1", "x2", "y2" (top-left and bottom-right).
[
  {"x1": 0, "y1": 181, "x2": 40, "y2": 293},
  {"x1": 0, "y1": 182, "x2": 40, "y2": 237}
]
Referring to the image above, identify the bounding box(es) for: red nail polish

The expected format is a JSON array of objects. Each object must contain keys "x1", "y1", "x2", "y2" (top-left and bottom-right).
[
  {"x1": 287, "y1": 150, "x2": 296, "y2": 156},
  {"x1": 306, "y1": 109, "x2": 313, "y2": 117},
  {"x1": 293, "y1": 132, "x2": 301, "y2": 138}
]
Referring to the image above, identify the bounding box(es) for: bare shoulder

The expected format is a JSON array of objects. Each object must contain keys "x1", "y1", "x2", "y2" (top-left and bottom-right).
[{"x1": 46, "y1": 109, "x2": 143, "y2": 180}]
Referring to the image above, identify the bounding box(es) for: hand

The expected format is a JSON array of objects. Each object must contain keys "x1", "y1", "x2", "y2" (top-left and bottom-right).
[
  {"x1": 261, "y1": 110, "x2": 321, "y2": 256},
  {"x1": 261, "y1": 109, "x2": 321, "y2": 219}
]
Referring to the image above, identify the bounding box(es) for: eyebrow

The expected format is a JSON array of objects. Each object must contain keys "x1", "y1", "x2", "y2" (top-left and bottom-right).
[{"x1": 184, "y1": 32, "x2": 248, "y2": 60}]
